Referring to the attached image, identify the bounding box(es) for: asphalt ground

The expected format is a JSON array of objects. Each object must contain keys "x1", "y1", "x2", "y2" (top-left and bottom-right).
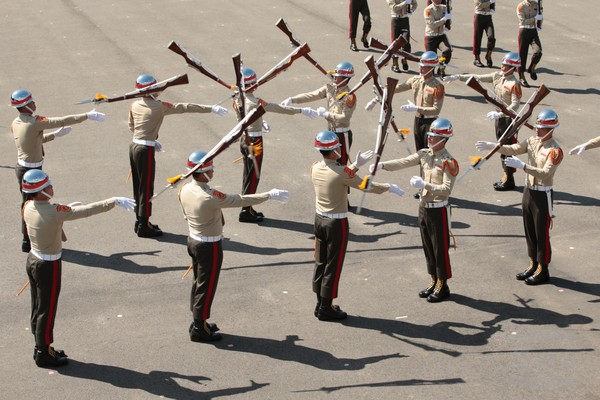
[{"x1": 1, "y1": 1, "x2": 598, "y2": 399}]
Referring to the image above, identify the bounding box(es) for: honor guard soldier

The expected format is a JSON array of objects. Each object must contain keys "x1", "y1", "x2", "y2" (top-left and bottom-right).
[
  {"x1": 10, "y1": 89, "x2": 106, "y2": 253},
  {"x1": 282, "y1": 62, "x2": 357, "y2": 166},
  {"x1": 311, "y1": 131, "x2": 404, "y2": 320},
  {"x1": 349, "y1": 0, "x2": 372, "y2": 51},
  {"x1": 21, "y1": 170, "x2": 134, "y2": 367},
  {"x1": 516, "y1": 0, "x2": 543, "y2": 87},
  {"x1": 472, "y1": 0, "x2": 496, "y2": 67},
  {"x1": 424, "y1": 0, "x2": 453, "y2": 77},
  {"x1": 371, "y1": 118, "x2": 458, "y2": 302},
  {"x1": 476, "y1": 110, "x2": 563, "y2": 285},
  {"x1": 570, "y1": 135, "x2": 600, "y2": 156},
  {"x1": 128, "y1": 74, "x2": 228, "y2": 238},
  {"x1": 445, "y1": 52, "x2": 523, "y2": 190},
  {"x1": 234, "y1": 67, "x2": 317, "y2": 223},
  {"x1": 178, "y1": 151, "x2": 288, "y2": 342},
  {"x1": 388, "y1": 0, "x2": 418, "y2": 72}
]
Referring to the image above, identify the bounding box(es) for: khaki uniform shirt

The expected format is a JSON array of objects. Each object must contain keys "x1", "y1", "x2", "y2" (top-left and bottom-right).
[
  {"x1": 311, "y1": 159, "x2": 389, "y2": 214},
  {"x1": 381, "y1": 148, "x2": 458, "y2": 203},
  {"x1": 128, "y1": 97, "x2": 212, "y2": 141},
  {"x1": 178, "y1": 180, "x2": 269, "y2": 237},
  {"x1": 12, "y1": 113, "x2": 89, "y2": 163},
  {"x1": 498, "y1": 136, "x2": 563, "y2": 187},
  {"x1": 517, "y1": 0, "x2": 538, "y2": 28},
  {"x1": 389, "y1": 0, "x2": 418, "y2": 17},
  {"x1": 424, "y1": 2, "x2": 447, "y2": 36},
  {"x1": 236, "y1": 92, "x2": 301, "y2": 132},
  {"x1": 24, "y1": 199, "x2": 116, "y2": 255},
  {"x1": 459, "y1": 72, "x2": 522, "y2": 114},
  {"x1": 582, "y1": 136, "x2": 600, "y2": 151},
  {"x1": 395, "y1": 75, "x2": 445, "y2": 117},
  {"x1": 289, "y1": 83, "x2": 356, "y2": 130},
  {"x1": 475, "y1": 0, "x2": 493, "y2": 14}
]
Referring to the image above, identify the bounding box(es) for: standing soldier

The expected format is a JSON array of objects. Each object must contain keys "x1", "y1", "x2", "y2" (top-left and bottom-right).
[
  {"x1": 234, "y1": 67, "x2": 317, "y2": 223},
  {"x1": 516, "y1": 0, "x2": 543, "y2": 87},
  {"x1": 178, "y1": 151, "x2": 288, "y2": 342},
  {"x1": 371, "y1": 118, "x2": 458, "y2": 302},
  {"x1": 424, "y1": 0, "x2": 452, "y2": 77},
  {"x1": 21, "y1": 169, "x2": 134, "y2": 367},
  {"x1": 349, "y1": 0, "x2": 372, "y2": 51},
  {"x1": 311, "y1": 131, "x2": 404, "y2": 320},
  {"x1": 569, "y1": 135, "x2": 600, "y2": 156},
  {"x1": 444, "y1": 52, "x2": 523, "y2": 191},
  {"x1": 128, "y1": 74, "x2": 228, "y2": 238},
  {"x1": 472, "y1": 0, "x2": 496, "y2": 67},
  {"x1": 476, "y1": 110, "x2": 563, "y2": 285},
  {"x1": 10, "y1": 89, "x2": 106, "y2": 253},
  {"x1": 388, "y1": 0, "x2": 418, "y2": 73}
]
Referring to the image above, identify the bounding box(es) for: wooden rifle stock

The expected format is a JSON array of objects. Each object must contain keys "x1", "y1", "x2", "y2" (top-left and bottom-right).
[
  {"x1": 245, "y1": 43, "x2": 311, "y2": 93},
  {"x1": 167, "y1": 41, "x2": 233, "y2": 90},
  {"x1": 369, "y1": 37, "x2": 420, "y2": 63}
]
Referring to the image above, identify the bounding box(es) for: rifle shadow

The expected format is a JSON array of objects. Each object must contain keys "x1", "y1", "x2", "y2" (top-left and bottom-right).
[
  {"x1": 550, "y1": 277, "x2": 600, "y2": 303},
  {"x1": 553, "y1": 190, "x2": 600, "y2": 207},
  {"x1": 451, "y1": 196, "x2": 523, "y2": 217},
  {"x1": 58, "y1": 360, "x2": 269, "y2": 398},
  {"x1": 548, "y1": 86, "x2": 600, "y2": 96},
  {"x1": 444, "y1": 93, "x2": 488, "y2": 104},
  {"x1": 535, "y1": 67, "x2": 581, "y2": 78},
  {"x1": 293, "y1": 377, "x2": 465, "y2": 394},
  {"x1": 62, "y1": 249, "x2": 186, "y2": 275}
]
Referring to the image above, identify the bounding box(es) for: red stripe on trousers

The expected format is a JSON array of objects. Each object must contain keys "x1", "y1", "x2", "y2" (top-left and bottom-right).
[
  {"x1": 472, "y1": 14, "x2": 477, "y2": 54},
  {"x1": 544, "y1": 213, "x2": 551, "y2": 264},
  {"x1": 202, "y1": 243, "x2": 220, "y2": 320},
  {"x1": 441, "y1": 208, "x2": 452, "y2": 279},
  {"x1": 45, "y1": 260, "x2": 60, "y2": 345},
  {"x1": 332, "y1": 218, "x2": 348, "y2": 298}
]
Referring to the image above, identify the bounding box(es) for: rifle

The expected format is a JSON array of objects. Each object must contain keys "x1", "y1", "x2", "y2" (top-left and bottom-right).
[
  {"x1": 275, "y1": 18, "x2": 331, "y2": 79},
  {"x1": 465, "y1": 76, "x2": 534, "y2": 130},
  {"x1": 75, "y1": 74, "x2": 189, "y2": 105},
  {"x1": 245, "y1": 43, "x2": 311, "y2": 93},
  {"x1": 152, "y1": 106, "x2": 266, "y2": 199},
  {"x1": 537, "y1": 0, "x2": 543, "y2": 29},
  {"x1": 369, "y1": 37, "x2": 420, "y2": 63},
  {"x1": 167, "y1": 41, "x2": 234, "y2": 90},
  {"x1": 458, "y1": 84, "x2": 550, "y2": 182}
]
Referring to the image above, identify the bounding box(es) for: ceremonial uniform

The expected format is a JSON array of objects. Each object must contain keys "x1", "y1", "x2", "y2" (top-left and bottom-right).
[
  {"x1": 517, "y1": 0, "x2": 542, "y2": 84},
  {"x1": 424, "y1": 1, "x2": 452, "y2": 72},
  {"x1": 579, "y1": 136, "x2": 600, "y2": 151},
  {"x1": 388, "y1": 0, "x2": 418, "y2": 71},
  {"x1": 473, "y1": 0, "x2": 496, "y2": 66},
  {"x1": 349, "y1": 0, "x2": 372, "y2": 50}
]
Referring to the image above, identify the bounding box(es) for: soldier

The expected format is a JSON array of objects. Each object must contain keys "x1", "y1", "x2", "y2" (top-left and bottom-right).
[
  {"x1": 349, "y1": 0, "x2": 372, "y2": 51},
  {"x1": 516, "y1": 0, "x2": 543, "y2": 87},
  {"x1": 21, "y1": 169, "x2": 135, "y2": 367},
  {"x1": 282, "y1": 62, "x2": 357, "y2": 166},
  {"x1": 234, "y1": 67, "x2": 317, "y2": 223},
  {"x1": 128, "y1": 74, "x2": 228, "y2": 238},
  {"x1": 178, "y1": 151, "x2": 288, "y2": 342},
  {"x1": 476, "y1": 110, "x2": 563, "y2": 285},
  {"x1": 387, "y1": 0, "x2": 418, "y2": 73},
  {"x1": 570, "y1": 136, "x2": 600, "y2": 156},
  {"x1": 371, "y1": 118, "x2": 458, "y2": 302},
  {"x1": 472, "y1": 0, "x2": 496, "y2": 67},
  {"x1": 10, "y1": 89, "x2": 106, "y2": 252},
  {"x1": 424, "y1": 0, "x2": 452, "y2": 77},
  {"x1": 311, "y1": 131, "x2": 404, "y2": 320},
  {"x1": 444, "y1": 52, "x2": 523, "y2": 191}
]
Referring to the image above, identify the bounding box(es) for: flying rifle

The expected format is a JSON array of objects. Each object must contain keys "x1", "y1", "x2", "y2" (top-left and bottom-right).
[
  {"x1": 465, "y1": 76, "x2": 534, "y2": 130},
  {"x1": 167, "y1": 41, "x2": 234, "y2": 90},
  {"x1": 458, "y1": 84, "x2": 550, "y2": 182},
  {"x1": 275, "y1": 18, "x2": 331, "y2": 79},
  {"x1": 245, "y1": 43, "x2": 311, "y2": 93},
  {"x1": 75, "y1": 74, "x2": 189, "y2": 105},
  {"x1": 368, "y1": 37, "x2": 420, "y2": 63},
  {"x1": 152, "y1": 106, "x2": 266, "y2": 199}
]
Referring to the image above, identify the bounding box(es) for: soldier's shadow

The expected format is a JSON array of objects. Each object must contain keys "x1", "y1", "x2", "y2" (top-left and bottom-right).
[
  {"x1": 62, "y1": 249, "x2": 186, "y2": 275},
  {"x1": 550, "y1": 277, "x2": 600, "y2": 303}
]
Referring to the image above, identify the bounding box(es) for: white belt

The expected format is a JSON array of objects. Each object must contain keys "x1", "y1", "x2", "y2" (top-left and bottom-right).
[
  {"x1": 246, "y1": 131, "x2": 262, "y2": 138},
  {"x1": 391, "y1": 13, "x2": 408, "y2": 18},
  {"x1": 31, "y1": 249, "x2": 62, "y2": 261},
  {"x1": 331, "y1": 127, "x2": 350, "y2": 133},
  {"x1": 422, "y1": 200, "x2": 448, "y2": 209},
  {"x1": 426, "y1": 32, "x2": 444, "y2": 37},
  {"x1": 133, "y1": 138, "x2": 156, "y2": 147},
  {"x1": 520, "y1": 25, "x2": 536, "y2": 29},
  {"x1": 529, "y1": 184, "x2": 552, "y2": 192},
  {"x1": 317, "y1": 210, "x2": 348, "y2": 219},
  {"x1": 190, "y1": 232, "x2": 222, "y2": 242},
  {"x1": 475, "y1": 11, "x2": 493, "y2": 16},
  {"x1": 18, "y1": 159, "x2": 43, "y2": 168}
]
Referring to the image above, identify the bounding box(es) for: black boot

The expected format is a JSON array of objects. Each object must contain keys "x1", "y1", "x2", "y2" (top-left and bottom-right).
[
  {"x1": 427, "y1": 280, "x2": 450, "y2": 303},
  {"x1": 239, "y1": 207, "x2": 263, "y2": 223},
  {"x1": 485, "y1": 50, "x2": 494, "y2": 67},
  {"x1": 35, "y1": 345, "x2": 68, "y2": 368},
  {"x1": 473, "y1": 56, "x2": 484, "y2": 67},
  {"x1": 493, "y1": 172, "x2": 516, "y2": 191},
  {"x1": 350, "y1": 39, "x2": 358, "y2": 52},
  {"x1": 519, "y1": 71, "x2": 530, "y2": 88},
  {"x1": 402, "y1": 58, "x2": 409, "y2": 71},
  {"x1": 391, "y1": 57, "x2": 401, "y2": 73},
  {"x1": 34, "y1": 345, "x2": 67, "y2": 360},
  {"x1": 525, "y1": 264, "x2": 550, "y2": 285},
  {"x1": 189, "y1": 321, "x2": 219, "y2": 334},
  {"x1": 314, "y1": 294, "x2": 322, "y2": 317},
  {"x1": 516, "y1": 259, "x2": 538, "y2": 280},
  {"x1": 190, "y1": 320, "x2": 222, "y2": 342},
  {"x1": 418, "y1": 274, "x2": 437, "y2": 298},
  {"x1": 317, "y1": 298, "x2": 347, "y2": 321},
  {"x1": 527, "y1": 63, "x2": 538, "y2": 81},
  {"x1": 137, "y1": 218, "x2": 163, "y2": 238},
  {"x1": 361, "y1": 32, "x2": 369, "y2": 48}
]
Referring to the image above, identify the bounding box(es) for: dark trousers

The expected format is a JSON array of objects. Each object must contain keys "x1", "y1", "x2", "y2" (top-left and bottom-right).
[
  {"x1": 391, "y1": 17, "x2": 412, "y2": 54},
  {"x1": 313, "y1": 215, "x2": 349, "y2": 299},
  {"x1": 522, "y1": 188, "x2": 553, "y2": 265},
  {"x1": 518, "y1": 28, "x2": 542, "y2": 71},
  {"x1": 335, "y1": 130, "x2": 353, "y2": 165},
  {"x1": 414, "y1": 117, "x2": 436, "y2": 151},
  {"x1": 425, "y1": 34, "x2": 452, "y2": 64},
  {"x1": 188, "y1": 238, "x2": 223, "y2": 321},
  {"x1": 349, "y1": 0, "x2": 371, "y2": 39},
  {"x1": 241, "y1": 136, "x2": 264, "y2": 195},
  {"x1": 16, "y1": 164, "x2": 39, "y2": 240},
  {"x1": 129, "y1": 143, "x2": 155, "y2": 219},
  {"x1": 495, "y1": 117, "x2": 518, "y2": 174},
  {"x1": 473, "y1": 14, "x2": 495, "y2": 56},
  {"x1": 418, "y1": 205, "x2": 452, "y2": 280},
  {"x1": 26, "y1": 254, "x2": 62, "y2": 346}
]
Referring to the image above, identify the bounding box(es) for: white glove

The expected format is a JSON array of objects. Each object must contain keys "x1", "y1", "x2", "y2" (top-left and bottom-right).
[
  {"x1": 490, "y1": 0, "x2": 495, "y2": 3},
  {"x1": 113, "y1": 197, "x2": 136, "y2": 212},
  {"x1": 445, "y1": 13, "x2": 452, "y2": 20},
  {"x1": 442, "y1": 74, "x2": 460, "y2": 82},
  {"x1": 155, "y1": 140, "x2": 163, "y2": 152},
  {"x1": 281, "y1": 97, "x2": 293, "y2": 106},
  {"x1": 262, "y1": 120, "x2": 271, "y2": 133},
  {"x1": 67, "y1": 201, "x2": 82, "y2": 207},
  {"x1": 410, "y1": 176, "x2": 426, "y2": 189},
  {"x1": 504, "y1": 156, "x2": 525, "y2": 170},
  {"x1": 268, "y1": 188, "x2": 289, "y2": 203},
  {"x1": 535, "y1": 14, "x2": 543, "y2": 21},
  {"x1": 388, "y1": 184, "x2": 405, "y2": 197},
  {"x1": 365, "y1": 97, "x2": 379, "y2": 111},
  {"x1": 405, "y1": 0, "x2": 412, "y2": 4},
  {"x1": 52, "y1": 126, "x2": 73, "y2": 138},
  {"x1": 354, "y1": 150, "x2": 374, "y2": 168},
  {"x1": 569, "y1": 144, "x2": 586, "y2": 156},
  {"x1": 475, "y1": 140, "x2": 496, "y2": 151},
  {"x1": 486, "y1": 111, "x2": 503, "y2": 121},
  {"x1": 400, "y1": 100, "x2": 418, "y2": 113},
  {"x1": 316, "y1": 107, "x2": 329, "y2": 118},
  {"x1": 369, "y1": 163, "x2": 384, "y2": 174},
  {"x1": 300, "y1": 107, "x2": 318, "y2": 119},
  {"x1": 211, "y1": 105, "x2": 228, "y2": 116},
  {"x1": 87, "y1": 109, "x2": 106, "y2": 122}
]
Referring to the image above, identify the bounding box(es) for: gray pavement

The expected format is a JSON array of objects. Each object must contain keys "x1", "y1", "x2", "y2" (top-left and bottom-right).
[{"x1": 1, "y1": 1, "x2": 598, "y2": 399}]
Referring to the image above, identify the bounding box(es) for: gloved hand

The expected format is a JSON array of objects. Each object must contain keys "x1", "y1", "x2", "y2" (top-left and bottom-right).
[
  {"x1": 354, "y1": 150, "x2": 374, "y2": 168},
  {"x1": 490, "y1": 0, "x2": 495, "y2": 3},
  {"x1": 268, "y1": 188, "x2": 289, "y2": 203},
  {"x1": 504, "y1": 156, "x2": 525, "y2": 170},
  {"x1": 410, "y1": 176, "x2": 426, "y2": 189},
  {"x1": 155, "y1": 140, "x2": 163, "y2": 152},
  {"x1": 67, "y1": 201, "x2": 82, "y2": 207},
  {"x1": 301, "y1": 107, "x2": 318, "y2": 119},
  {"x1": 388, "y1": 184, "x2": 405, "y2": 197},
  {"x1": 281, "y1": 97, "x2": 293, "y2": 106},
  {"x1": 365, "y1": 97, "x2": 379, "y2": 111},
  {"x1": 316, "y1": 107, "x2": 329, "y2": 118},
  {"x1": 405, "y1": 0, "x2": 412, "y2": 4},
  {"x1": 443, "y1": 74, "x2": 460, "y2": 82},
  {"x1": 87, "y1": 109, "x2": 106, "y2": 122},
  {"x1": 369, "y1": 163, "x2": 384, "y2": 174},
  {"x1": 445, "y1": 13, "x2": 452, "y2": 20},
  {"x1": 262, "y1": 120, "x2": 271, "y2": 133},
  {"x1": 211, "y1": 105, "x2": 228, "y2": 116},
  {"x1": 113, "y1": 197, "x2": 136, "y2": 212},
  {"x1": 487, "y1": 111, "x2": 503, "y2": 121},
  {"x1": 400, "y1": 100, "x2": 418, "y2": 112},
  {"x1": 475, "y1": 140, "x2": 496, "y2": 151},
  {"x1": 52, "y1": 126, "x2": 73, "y2": 138},
  {"x1": 535, "y1": 14, "x2": 543, "y2": 21},
  {"x1": 569, "y1": 144, "x2": 586, "y2": 156}
]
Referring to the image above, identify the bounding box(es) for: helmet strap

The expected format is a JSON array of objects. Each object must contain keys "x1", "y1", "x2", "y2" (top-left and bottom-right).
[
  {"x1": 333, "y1": 148, "x2": 342, "y2": 159},
  {"x1": 421, "y1": 68, "x2": 434, "y2": 79},
  {"x1": 40, "y1": 190, "x2": 53, "y2": 200},
  {"x1": 539, "y1": 129, "x2": 554, "y2": 141},
  {"x1": 502, "y1": 67, "x2": 515, "y2": 76}
]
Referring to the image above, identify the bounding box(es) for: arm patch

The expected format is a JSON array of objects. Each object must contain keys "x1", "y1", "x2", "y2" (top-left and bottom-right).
[
  {"x1": 444, "y1": 159, "x2": 460, "y2": 176},
  {"x1": 343, "y1": 166, "x2": 357, "y2": 178},
  {"x1": 550, "y1": 148, "x2": 563, "y2": 165},
  {"x1": 344, "y1": 94, "x2": 356, "y2": 108},
  {"x1": 36, "y1": 116, "x2": 48, "y2": 122},
  {"x1": 212, "y1": 190, "x2": 227, "y2": 200},
  {"x1": 162, "y1": 101, "x2": 174, "y2": 108},
  {"x1": 56, "y1": 205, "x2": 72, "y2": 212}
]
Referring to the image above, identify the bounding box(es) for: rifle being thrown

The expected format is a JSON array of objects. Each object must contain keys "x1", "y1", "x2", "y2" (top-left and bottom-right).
[
  {"x1": 368, "y1": 37, "x2": 420, "y2": 63},
  {"x1": 168, "y1": 41, "x2": 234, "y2": 90}
]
